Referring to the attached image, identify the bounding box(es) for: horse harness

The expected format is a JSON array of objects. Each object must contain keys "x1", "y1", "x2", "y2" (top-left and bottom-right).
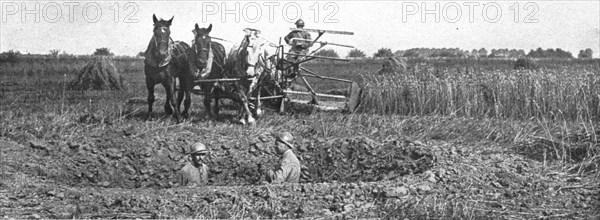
[{"x1": 146, "y1": 36, "x2": 187, "y2": 68}]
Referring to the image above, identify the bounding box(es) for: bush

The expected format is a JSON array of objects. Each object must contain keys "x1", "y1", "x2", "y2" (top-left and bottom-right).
[
  {"x1": 373, "y1": 48, "x2": 394, "y2": 58},
  {"x1": 347, "y1": 49, "x2": 366, "y2": 58},
  {"x1": 314, "y1": 49, "x2": 339, "y2": 58},
  {"x1": 93, "y1": 48, "x2": 114, "y2": 56},
  {"x1": 513, "y1": 58, "x2": 538, "y2": 70},
  {"x1": 0, "y1": 50, "x2": 22, "y2": 64}
]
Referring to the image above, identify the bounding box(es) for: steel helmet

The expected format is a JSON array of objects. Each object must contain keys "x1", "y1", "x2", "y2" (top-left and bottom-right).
[
  {"x1": 295, "y1": 19, "x2": 305, "y2": 28},
  {"x1": 274, "y1": 131, "x2": 294, "y2": 148},
  {"x1": 189, "y1": 142, "x2": 208, "y2": 155}
]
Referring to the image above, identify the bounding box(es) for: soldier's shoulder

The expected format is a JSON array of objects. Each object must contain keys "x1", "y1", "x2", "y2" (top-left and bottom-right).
[
  {"x1": 180, "y1": 163, "x2": 195, "y2": 173},
  {"x1": 282, "y1": 156, "x2": 301, "y2": 167}
]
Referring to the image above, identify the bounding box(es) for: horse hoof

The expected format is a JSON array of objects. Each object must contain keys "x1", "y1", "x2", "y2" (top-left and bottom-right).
[
  {"x1": 255, "y1": 108, "x2": 263, "y2": 118},
  {"x1": 247, "y1": 117, "x2": 256, "y2": 125}
]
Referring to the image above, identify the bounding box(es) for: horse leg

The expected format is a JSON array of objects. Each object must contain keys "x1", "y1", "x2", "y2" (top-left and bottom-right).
[
  {"x1": 146, "y1": 79, "x2": 155, "y2": 120},
  {"x1": 180, "y1": 78, "x2": 192, "y2": 118},
  {"x1": 163, "y1": 80, "x2": 180, "y2": 123},
  {"x1": 183, "y1": 89, "x2": 192, "y2": 118},
  {"x1": 237, "y1": 92, "x2": 255, "y2": 125},
  {"x1": 213, "y1": 91, "x2": 220, "y2": 116},
  {"x1": 176, "y1": 78, "x2": 185, "y2": 115},
  {"x1": 242, "y1": 100, "x2": 256, "y2": 125},
  {"x1": 203, "y1": 89, "x2": 213, "y2": 120}
]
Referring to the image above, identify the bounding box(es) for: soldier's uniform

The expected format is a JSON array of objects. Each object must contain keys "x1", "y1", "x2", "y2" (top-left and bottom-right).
[
  {"x1": 284, "y1": 19, "x2": 312, "y2": 77},
  {"x1": 176, "y1": 142, "x2": 209, "y2": 187},
  {"x1": 267, "y1": 132, "x2": 302, "y2": 184},
  {"x1": 269, "y1": 149, "x2": 301, "y2": 183},
  {"x1": 177, "y1": 162, "x2": 208, "y2": 186}
]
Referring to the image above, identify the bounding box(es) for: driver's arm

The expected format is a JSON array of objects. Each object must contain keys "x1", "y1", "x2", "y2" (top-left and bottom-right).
[
  {"x1": 302, "y1": 32, "x2": 313, "y2": 48},
  {"x1": 284, "y1": 32, "x2": 294, "y2": 45}
]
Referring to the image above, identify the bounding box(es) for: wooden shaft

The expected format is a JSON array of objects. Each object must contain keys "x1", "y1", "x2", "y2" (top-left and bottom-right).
[
  {"x1": 300, "y1": 67, "x2": 354, "y2": 83},
  {"x1": 291, "y1": 38, "x2": 354, "y2": 48},
  {"x1": 212, "y1": 37, "x2": 231, "y2": 42},
  {"x1": 249, "y1": 95, "x2": 285, "y2": 100},
  {"x1": 300, "y1": 75, "x2": 318, "y2": 98},
  {"x1": 308, "y1": 44, "x2": 327, "y2": 56},
  {"x1": 283, "y1": 53, "x2": 350, "y2": 61},
  {"x1": 284, "y1": 90, "x2": 347, "y2": 99},
  {"x1": 194, "y1": 78, "x2": 241, "y2": 83},
  {"x1": 290, "y1": 28, "x2": 354, "y2": 35}
]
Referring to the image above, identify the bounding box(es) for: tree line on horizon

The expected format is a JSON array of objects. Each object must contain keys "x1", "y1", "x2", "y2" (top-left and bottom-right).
[
  {"x1": 0, "y1": 46, "x2": 595, "y2": 64},
  {"x1": 312, "y1": 47, "x2": 594, "y2": 59}
]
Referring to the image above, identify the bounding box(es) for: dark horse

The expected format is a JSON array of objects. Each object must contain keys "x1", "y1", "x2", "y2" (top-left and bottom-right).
[
  {"x1": 186, "y1": 23, "x2": 227, "y2": 119},
  {"x1": 190, "y1": 26, "x2": 265, "y2": 125},
  {"x1": 144, "y1": 14, "x2": 191, "y2": 122}
]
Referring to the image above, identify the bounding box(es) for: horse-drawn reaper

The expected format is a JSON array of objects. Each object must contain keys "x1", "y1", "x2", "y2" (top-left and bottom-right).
[{"x1": 184, "y1": 25, "x2": 362, "y2": 125}]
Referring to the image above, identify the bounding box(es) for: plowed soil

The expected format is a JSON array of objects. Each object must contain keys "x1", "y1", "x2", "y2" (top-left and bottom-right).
[{"x1": 2, "y1": 123, "x2": 598, "y2": 219}]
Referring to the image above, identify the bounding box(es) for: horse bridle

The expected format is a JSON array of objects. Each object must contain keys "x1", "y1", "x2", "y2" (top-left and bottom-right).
[
  {"x1": 192, "y1": 34, "x2": 214, "y2": 69},
  {"x1": 152, "y1": 26, "x2": 171, "y2": 50},
  {"x1": 194, "y1": 35, "x2": 211, "y2": 56},
  {"x1": 148, "y1": 29, "x2": 174, "y2": 67}
]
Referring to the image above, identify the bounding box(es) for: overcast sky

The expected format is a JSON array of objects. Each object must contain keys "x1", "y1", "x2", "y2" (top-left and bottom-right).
[{"x1": 1, "y1": 1, "x2": 599, "y2": 57}]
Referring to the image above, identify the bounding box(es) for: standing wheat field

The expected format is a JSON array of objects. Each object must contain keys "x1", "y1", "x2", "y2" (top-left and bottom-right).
[{"x1": 360, "y1": 64, "x2": 600, "y2": 121}]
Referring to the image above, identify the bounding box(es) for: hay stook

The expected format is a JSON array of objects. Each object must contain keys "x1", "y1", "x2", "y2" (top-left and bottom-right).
[
  {"x1": 69, "y1": 56, "x2": 126, "y2": 91},
  {"x1": 378, "y1": 56, "x2": 409, "y2": 75}
]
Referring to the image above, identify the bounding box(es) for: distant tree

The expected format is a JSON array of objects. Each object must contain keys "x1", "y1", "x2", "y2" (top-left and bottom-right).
[
  {"x1": 469, "y1": 49, "x2": 478, "y2": 58},
  {"x1": 314, "y1": 49, "x2": 339, "y2": 58},
  {"x1": 528, "y1": 47, "x2": 544, "y2": 58},
  {"x1": 402, "y1": 48, "x2": 420, "y2": 57},
  {"x1": 137, "y1": 51, "x2": 146, "y2": 57},
  {"x1": 578, "y1": 48, "x2": 593, "y2": 58},
  {"x1": 373, "y1": 48, "x2": 394, "y2": 58},
  {"x1": 477, "y1": 48, "x2": 488, "y2": 57},
  {"x1": 393, "y1": 50, "x2": 405, "y2": 57},
  {"x1": 49, "y1": 49, "x2": 60, "y2": 59},
  {"x1": 347, "y1": 49, "x2": 366, "y2": 58},
  {"x1": 1, "y1": 50, "x2": 21, "y2": 63},
  {"x1": 93, "y1": 47, "x2": 114, "y2": 56},
  {"x1": 527, "y1": 47, "x2": 573, "y2": 58}
]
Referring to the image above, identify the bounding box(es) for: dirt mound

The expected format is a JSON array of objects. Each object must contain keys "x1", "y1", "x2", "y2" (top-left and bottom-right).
[
  {"x1": 69, "y1": 56, "x2": 125, "y2": 90},
  {"x1": 12, "y1": 130, "x2": 434, "y2": 188},
  {"x1": 302, "y1": 137, "x2": 434, "y2": 182}
]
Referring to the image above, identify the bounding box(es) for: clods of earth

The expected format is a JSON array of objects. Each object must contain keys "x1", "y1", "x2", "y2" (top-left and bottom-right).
[{"x1": 1, "y1": 125, "x2": 599, "y2": 219}]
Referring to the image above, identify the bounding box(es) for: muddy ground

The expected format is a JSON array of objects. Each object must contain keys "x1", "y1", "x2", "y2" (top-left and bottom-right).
[{"x1": 1, "y1": 120, "x2": 599, "y2": 219}]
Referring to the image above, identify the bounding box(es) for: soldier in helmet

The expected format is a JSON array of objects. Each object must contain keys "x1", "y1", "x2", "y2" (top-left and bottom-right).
[
  {"x1": 283, "y1": 19, "x2": 312, "y2": 78},
  {"x1": 264, "y1": 131, "x2": 301, "y2": 184},
  {"x1": 175, "y1": 142, "x2": 209, "y2": 186}
]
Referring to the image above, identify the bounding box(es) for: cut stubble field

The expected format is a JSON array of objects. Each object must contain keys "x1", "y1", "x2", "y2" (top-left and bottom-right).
[{"x1": 1, "y1": 58, "x2": 599, "y2": 219}]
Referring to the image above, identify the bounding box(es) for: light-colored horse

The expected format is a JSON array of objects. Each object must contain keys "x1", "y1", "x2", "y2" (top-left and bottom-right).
[{"x1": 225, "y1": 28, "x2": 276, "y2": 124}]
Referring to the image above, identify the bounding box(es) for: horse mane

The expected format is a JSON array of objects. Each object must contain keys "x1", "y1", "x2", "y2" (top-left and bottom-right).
[
  {"x1": 224, "y1": 35, "x2": 251, "y2": 79},
  {"x1": 197, "y1": 41, "x2": 227, "y2": 80}
]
